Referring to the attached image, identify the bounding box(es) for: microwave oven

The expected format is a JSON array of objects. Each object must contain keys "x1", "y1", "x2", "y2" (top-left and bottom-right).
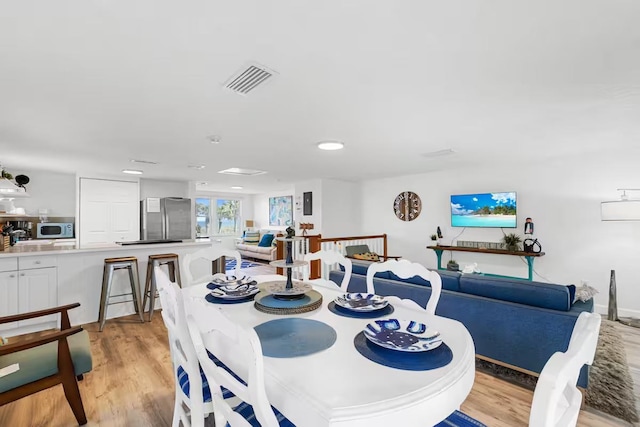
[{"x1": 37, "y1": 222, "x2": 74, "y2": 239}]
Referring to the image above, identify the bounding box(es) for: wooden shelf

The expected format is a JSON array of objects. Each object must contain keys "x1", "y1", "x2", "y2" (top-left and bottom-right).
[
  {"x1": 426, "y1": 245, "x2": 545, "y2": 257},
  {"x1": 426, "y1": 245, "x2": 545, "y2": 281}
]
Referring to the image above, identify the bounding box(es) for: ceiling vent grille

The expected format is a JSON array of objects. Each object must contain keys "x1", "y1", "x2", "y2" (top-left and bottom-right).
[{"x1": 223, "y1": 63, "x2": 276, "y2": 96}]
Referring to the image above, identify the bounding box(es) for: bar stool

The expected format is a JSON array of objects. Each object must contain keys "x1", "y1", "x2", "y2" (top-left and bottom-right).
[
  {"x1": 142, "y1": 253, "x2": 182, "y2": 321},
  {"x1": 98, "y1": 256, "x2": 145, "y2": 332}
]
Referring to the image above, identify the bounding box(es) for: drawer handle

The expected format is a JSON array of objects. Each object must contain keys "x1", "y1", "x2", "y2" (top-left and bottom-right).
[
  {"x1": 9, "y1": 274, "x2": 15, "y2": 278},
  {"x1": 20, "y1": 273, "x2": 25, "y2": 277},
  {"x1": 34, "y1": 261, "x2": 41, "y2": 264}
]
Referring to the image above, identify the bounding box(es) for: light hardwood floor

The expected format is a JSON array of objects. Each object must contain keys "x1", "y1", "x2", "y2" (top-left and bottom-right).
[{"x1": 1, "y1": 266, "x2": 638, "y2": 427}]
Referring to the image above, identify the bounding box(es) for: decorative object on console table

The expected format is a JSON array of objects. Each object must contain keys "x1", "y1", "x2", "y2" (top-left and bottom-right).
[
  {"x1": 502, "y1": 233, "x2": 522, "y2": 252},
  {"x1": 299, "y1": 222, "x2": 314, "y2": 236}
]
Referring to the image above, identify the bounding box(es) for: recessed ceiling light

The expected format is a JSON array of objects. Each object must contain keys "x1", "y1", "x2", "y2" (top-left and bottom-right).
[
  {"x1": 317, "y1": 140, "x2": 345, "y2": 151},
  {"x1": 122, "y1": 169, "x2": 143, "y2": 175},
  {"x1": 188, "y1": 165, "x2": 206, "y2": 170},
  {"x1": 218, "y1": 167, "x2": 267, "y2": 176},
  {"x1": 130, "y1": 159, "x2": 158, "y2": 165},
  {"x1": 208, "y1": 135, "x2": 222, "y2": 144},
  {"x1": 231, "y1": 186, "x2": 243, "y2": 190}
]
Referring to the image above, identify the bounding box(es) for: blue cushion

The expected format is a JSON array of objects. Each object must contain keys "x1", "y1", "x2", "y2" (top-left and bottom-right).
[
  {"x1": 567, "y1": 284, "x2": 576, "y2": 303},
  {"x1": 436, "y1": 410, "x2": 487, "y2": 426},
  {"x1": 227, "y1": 401, "x2": 295, "y2": 427},
  {"x1": 258, "y1": 233, "x2": 275, "y2": 247},
  {"x1": 177, "y1": 351, "x2": 244, "y2": 401},
  {"x1": 243, "y1": 231, "x2": 260, "y2": 245},
  {"x1": 458, "y1": 275, "x2": 572, "y2": 311},
  {"x1": 388, "y1": 270, "x2": 461, "y2": 292}
]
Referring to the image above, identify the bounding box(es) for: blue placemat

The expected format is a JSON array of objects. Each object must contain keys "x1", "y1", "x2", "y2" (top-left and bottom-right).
[
  {"x1": 353, "y1": 332, "x2": 453, "y2": 371},
  {"x1": 254, "y1": 318, "x2": 337, "y2": 358},
  {"x1": 205, "y1": 293, "x2": 256, "y2": 305},
  {"x1": 327, "y1": 301, "x2": 395, "y2": 318}
]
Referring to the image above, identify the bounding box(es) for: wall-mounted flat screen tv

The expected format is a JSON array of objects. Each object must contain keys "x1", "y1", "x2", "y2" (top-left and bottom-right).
[{"x1": 450, "y1": 192, "x2": 517, "y2": 228}]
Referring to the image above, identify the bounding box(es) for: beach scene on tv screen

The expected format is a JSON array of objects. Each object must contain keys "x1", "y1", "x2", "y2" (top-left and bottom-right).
[{"x1": 450, "y1": 192, "x2": 517, "y2": 227}]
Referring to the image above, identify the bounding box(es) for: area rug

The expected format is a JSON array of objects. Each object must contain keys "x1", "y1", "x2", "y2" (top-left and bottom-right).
[
  {"x1": 225, "y1": 259, "x2": 262, "y2": 270},
  {"x1": 476, "y1": 320, "x2": 638, "y2": 423}
]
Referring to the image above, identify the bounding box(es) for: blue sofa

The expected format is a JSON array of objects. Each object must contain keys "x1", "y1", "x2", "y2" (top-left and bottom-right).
[{"x1": 330, "y1": 265, "x2": 594, "y2": 387}]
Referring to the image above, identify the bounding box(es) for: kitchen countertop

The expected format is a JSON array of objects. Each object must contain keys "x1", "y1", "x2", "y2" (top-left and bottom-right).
[{"x1": 0, "y1": 240, "x2": 211, "y2": 258}]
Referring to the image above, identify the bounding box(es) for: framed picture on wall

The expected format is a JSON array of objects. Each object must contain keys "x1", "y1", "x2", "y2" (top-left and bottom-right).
[{"x1": 269, "y1": 195, "x2": 293, "y2": 226}]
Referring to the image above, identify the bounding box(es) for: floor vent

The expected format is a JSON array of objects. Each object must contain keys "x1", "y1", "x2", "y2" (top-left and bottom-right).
[{"x1": 223, "y1": 63, "x2": 277, "y2": 96}]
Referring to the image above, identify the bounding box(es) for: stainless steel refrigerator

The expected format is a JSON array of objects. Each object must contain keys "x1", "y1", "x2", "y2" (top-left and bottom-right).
[{"x1": 140, "y1": 197, "x2": 192, "y2": 240}]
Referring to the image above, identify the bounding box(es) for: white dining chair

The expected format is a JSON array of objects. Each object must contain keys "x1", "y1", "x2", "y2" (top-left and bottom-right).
[
  {"x1": 302, "y1": 249, "x2": 352, "y2": 291},
  {"x1": 185, "y1": 307, "x2": 296, "y2": 427},
  {"x1": 155, "y1": 267, "x2": 213, "y2": 427},
  {"x1": 436, "y1": 311, "x2": 602, "y2": 427},
  {"x1": 365, "y1": 259, "x2": 442, "y2": 315},
  {"x1": 182, "y1": 246, "x2": 243, "y2": 287}
]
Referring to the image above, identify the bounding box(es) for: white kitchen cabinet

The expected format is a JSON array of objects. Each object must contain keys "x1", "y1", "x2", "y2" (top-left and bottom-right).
[
  {"x1": 18, "y1": 267, "x2": 58, "y2": 328},
  {"x1": 0, "y1": 256, "x2": 58, "y2": 336},
  {"x1": 0, "y1": 271, "x2": 19, "y2": 331}
]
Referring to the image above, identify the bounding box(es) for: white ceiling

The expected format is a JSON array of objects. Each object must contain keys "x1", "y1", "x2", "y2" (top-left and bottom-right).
[{"x1": 1, "y1": 0, "x2": 639, "y2": 193}]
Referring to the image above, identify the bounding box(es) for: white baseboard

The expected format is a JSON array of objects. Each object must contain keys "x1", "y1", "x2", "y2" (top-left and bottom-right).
[{"x1": 594, "y1": 303, "x2": 640, "y2": 319}]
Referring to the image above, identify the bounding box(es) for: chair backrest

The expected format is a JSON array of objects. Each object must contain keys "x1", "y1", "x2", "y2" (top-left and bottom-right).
[
  {"x1": 302, "y1": 250, "x2": 352, "y2": 291},
  {"x1": 365, "y1": 259, "x2": 442, "y2": 315},
  {"x1": 185, "y1": 305, "x2": 280, "y2": 427},
  {"x1": 529, "y1": 312, "x2": 602, "y2": 427},
  {"x1": 345, "y1": 244, "x2": 371, "y2": 257},
  {"x1": 155, "y1": 267, "x2": 206, "y2": 424},
  {"x1": 182, "y1": 245, "x2": 243, "y2": 287}
]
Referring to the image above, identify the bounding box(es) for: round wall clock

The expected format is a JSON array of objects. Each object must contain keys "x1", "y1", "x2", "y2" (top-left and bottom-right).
[{"x1": 393, "y1": 191, "x2": 422, "y2": 221}]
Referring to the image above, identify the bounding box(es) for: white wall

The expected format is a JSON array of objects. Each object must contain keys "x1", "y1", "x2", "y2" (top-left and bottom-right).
[
  {"x1": 10, "y1": 168, "x2": 75, "y2": 216},
  {"x1": 140, "y1": 178, "x2": 190, "y2": 199},
  {"x1": 360, "y1": 152, "x2": 640, "y2": 317},
  {"x1": 294, "y1": 179, "x2": 322, "y2": 234},
  {"x1": 321, "y1": 179, "x2": 362, "y2": 238}
]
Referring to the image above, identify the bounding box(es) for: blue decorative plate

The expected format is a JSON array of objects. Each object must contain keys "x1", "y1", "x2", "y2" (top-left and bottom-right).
[
  {"x1": 334, "y1": 293, "x2": 389, "y2": 312},
  {"x1": 209, "y1": 274, "x2": 257, "y2": 287},
  {"x1": 210, "y1": 283, "x2": 260, "y2": 300},
  {"x1": 363, "y1": 319, "x2": 442, "y2": 352}
]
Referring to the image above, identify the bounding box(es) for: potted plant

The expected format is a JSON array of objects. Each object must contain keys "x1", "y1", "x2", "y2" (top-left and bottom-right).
[
  {"x1": 447, "y1": 259, "x2": 459, "y2": 271},
  {"x1": 430, "y1": 234, "x2": 438, "y2": 245},
  {"x1": 502, "y1": 233, "x2": 522, "y2": 252}
]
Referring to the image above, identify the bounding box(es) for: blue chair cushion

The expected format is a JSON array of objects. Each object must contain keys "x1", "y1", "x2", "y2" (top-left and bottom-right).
[
  {"x1": 177, "y1": 351, "x2": 244, "y2": 401},
  {"x1": 227, "y1": 401, "x2": 295, "y2": 427},
  {"x1": 435, "y1": 410, "x2": 487, "y2": 426},
  {"x1": 258, "y1": 233, "x2": 275, "y2": 247}
]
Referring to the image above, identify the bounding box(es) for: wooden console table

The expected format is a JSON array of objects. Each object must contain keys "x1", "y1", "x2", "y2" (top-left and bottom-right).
[{"x1": 426, "y1": 245, "x2": 545, "y2": 281}]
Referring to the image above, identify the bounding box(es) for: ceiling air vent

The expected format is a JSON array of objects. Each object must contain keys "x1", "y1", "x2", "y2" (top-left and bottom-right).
[{"x1": 223, "y1": 63, "x2": 277, "y2": 96}]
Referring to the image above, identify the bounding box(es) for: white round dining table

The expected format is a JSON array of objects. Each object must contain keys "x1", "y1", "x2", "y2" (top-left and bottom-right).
[{"x1": 185, "y1": 275, "x2": 476, "y2": 427}]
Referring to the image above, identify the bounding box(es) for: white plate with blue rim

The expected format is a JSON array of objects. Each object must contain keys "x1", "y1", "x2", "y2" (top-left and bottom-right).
[
  {"x1": 210, "y1": 274, "x2": 256, "y2": 287},
  {"x1": 210, "y1": 283, "x2": 260, "y2": 300},
  {"x1": 334, "y1": 293, "x2": 389, "y2": 312},
  {"x1": 363, "y1": 319, "x2": 442, "y2": 352}
]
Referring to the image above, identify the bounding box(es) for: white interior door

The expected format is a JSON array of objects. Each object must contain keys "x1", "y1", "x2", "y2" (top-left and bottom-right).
[{"x1": 79, "y1": 178, "x2": 139, "y2": 246}]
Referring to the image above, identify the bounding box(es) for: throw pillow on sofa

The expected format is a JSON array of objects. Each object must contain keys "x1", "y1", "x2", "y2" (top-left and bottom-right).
[
  {"x1": 575, "y1": 284, "x2": 598, "y2": 302},
  {"x1": 258, "y1": 233, "x2": 275, "y2": 247},
  {"x1": 243, "y1": 231, "x2": 260, "y2": 245}
]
